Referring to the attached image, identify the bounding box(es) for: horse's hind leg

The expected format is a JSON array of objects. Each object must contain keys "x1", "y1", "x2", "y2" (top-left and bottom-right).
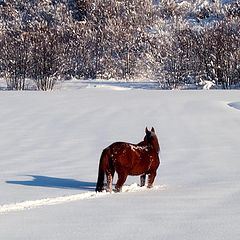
[
  {"x1": 115, "y1": 173, "x2": 127, "y2": 192},
  {"x1": 106, "y1": 171, "x2": 113, "y2": 192},
  {"x1": 147, "y1": 171, "x2": 157, "y2": 188},
  {"x1": 140, "y1": 174, "x2": 146, "y2": 187}
]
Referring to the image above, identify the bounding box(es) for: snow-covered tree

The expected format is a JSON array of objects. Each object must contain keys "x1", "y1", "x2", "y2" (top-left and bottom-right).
[{"x1": 0, "y1": 0, "x2": 239, "y2": 89}]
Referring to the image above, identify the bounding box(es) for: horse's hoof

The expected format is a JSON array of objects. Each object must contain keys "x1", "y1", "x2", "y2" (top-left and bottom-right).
[{"x1": 114, "y1": 186, "x2": 122, "y2": 193}]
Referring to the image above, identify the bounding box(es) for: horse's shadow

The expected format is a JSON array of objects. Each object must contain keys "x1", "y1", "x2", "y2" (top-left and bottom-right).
[{"x1": 6, "y1": 175, "x2": 96, "y2": 191}]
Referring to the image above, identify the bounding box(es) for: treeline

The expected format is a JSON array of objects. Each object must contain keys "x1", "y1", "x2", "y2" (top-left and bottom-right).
[{"x1": 0, "y1": 0, "x2": 239, "y2": 90}]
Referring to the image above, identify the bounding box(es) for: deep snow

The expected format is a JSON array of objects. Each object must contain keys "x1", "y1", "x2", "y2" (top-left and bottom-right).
[{"x1": 0, "y1": 86, "x2": 240, "y2": 239}]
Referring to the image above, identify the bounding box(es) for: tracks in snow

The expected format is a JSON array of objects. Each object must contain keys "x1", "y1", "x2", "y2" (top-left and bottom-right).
[{"x1": 0, "y1": 184, "x2": 167, "y2": 214}]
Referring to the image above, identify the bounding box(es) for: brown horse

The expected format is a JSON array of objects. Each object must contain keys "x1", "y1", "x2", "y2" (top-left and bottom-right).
[{"x1": 95, "y1": 127, "x2": 160, "y2": 192}]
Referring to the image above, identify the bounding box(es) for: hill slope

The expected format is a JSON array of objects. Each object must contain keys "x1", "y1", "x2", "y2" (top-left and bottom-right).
[{"x1": 0, "y1": 87, "x2": 240, "y2": 239}]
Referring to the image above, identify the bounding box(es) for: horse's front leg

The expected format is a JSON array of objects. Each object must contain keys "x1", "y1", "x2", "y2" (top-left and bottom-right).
[
  {"x1": 147, "y1": 171, "x2": 157, "y2": 188},
  {"x1": 115, "y1": 173, "x2": 127, "y2": 192},
  {"x1": 140, "y1": 174, "x2": 146, "y2": 187}
]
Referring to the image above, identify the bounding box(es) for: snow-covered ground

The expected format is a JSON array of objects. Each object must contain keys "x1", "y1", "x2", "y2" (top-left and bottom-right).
[{"x1": 0, "y1": 85, "x2": 240, "y2": 239}]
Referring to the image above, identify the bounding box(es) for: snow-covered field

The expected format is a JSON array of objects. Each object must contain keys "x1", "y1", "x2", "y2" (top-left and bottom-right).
[{"x1": 0, "y1": 85, "x2": 240, "y2": 239}]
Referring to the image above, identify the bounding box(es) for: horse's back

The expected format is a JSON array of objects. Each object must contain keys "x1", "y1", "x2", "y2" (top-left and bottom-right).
[
  {"x1": 107, "y1": 142, "x2": 135, "y2": 168},
  {"x1": 108, "y1": 141, "x2": 132, "y2": 153}
]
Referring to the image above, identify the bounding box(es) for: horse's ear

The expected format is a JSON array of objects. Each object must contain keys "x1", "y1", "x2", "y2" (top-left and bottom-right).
[
  {"x1": 145, "y1": 127, "x2": 149, "y2": 134},
  {"x1": 151, "y1": 127, "x2": 155, "y2": 133}
]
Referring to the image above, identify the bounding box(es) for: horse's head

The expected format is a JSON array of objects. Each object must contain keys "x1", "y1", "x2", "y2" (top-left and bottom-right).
[{"x1": 144, "y1": 127, "x2": 160, "y2": 154}]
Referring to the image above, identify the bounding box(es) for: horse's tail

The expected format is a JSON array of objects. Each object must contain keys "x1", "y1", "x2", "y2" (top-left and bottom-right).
[{"x1": 95, "y1": 147, "x2": 111, "y2": 192}]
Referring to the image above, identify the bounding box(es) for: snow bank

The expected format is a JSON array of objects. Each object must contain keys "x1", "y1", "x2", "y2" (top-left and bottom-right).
[{"x1": 228, "y1": 101, "x2": 240, "y2": 110}]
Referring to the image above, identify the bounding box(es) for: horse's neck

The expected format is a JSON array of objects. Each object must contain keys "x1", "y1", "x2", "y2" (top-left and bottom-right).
[
  {"x1": 137, "y1": 140, "x2": 146, "y2": 146},
  {"x1": 138, "y1": 140, "x2": 159, "y2": 154},
  {"x1": 137, "y1": 140, "x2": 152, "y2": 150}
]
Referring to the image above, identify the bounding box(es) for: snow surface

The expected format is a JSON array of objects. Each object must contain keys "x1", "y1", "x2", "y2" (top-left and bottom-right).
[{"x1": 0, "y1": 86, "x2": 240, "y2": 239}]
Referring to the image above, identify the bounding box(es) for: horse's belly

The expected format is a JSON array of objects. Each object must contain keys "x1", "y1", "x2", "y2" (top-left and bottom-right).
[{"x1": 129, "y1": 162, "x2": 150, "y2": 175}]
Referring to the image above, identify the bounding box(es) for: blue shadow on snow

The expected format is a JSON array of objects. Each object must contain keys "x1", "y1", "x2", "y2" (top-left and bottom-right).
[{"x1": 6, "y1": 175, "x2": 96, "y2": 191}]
